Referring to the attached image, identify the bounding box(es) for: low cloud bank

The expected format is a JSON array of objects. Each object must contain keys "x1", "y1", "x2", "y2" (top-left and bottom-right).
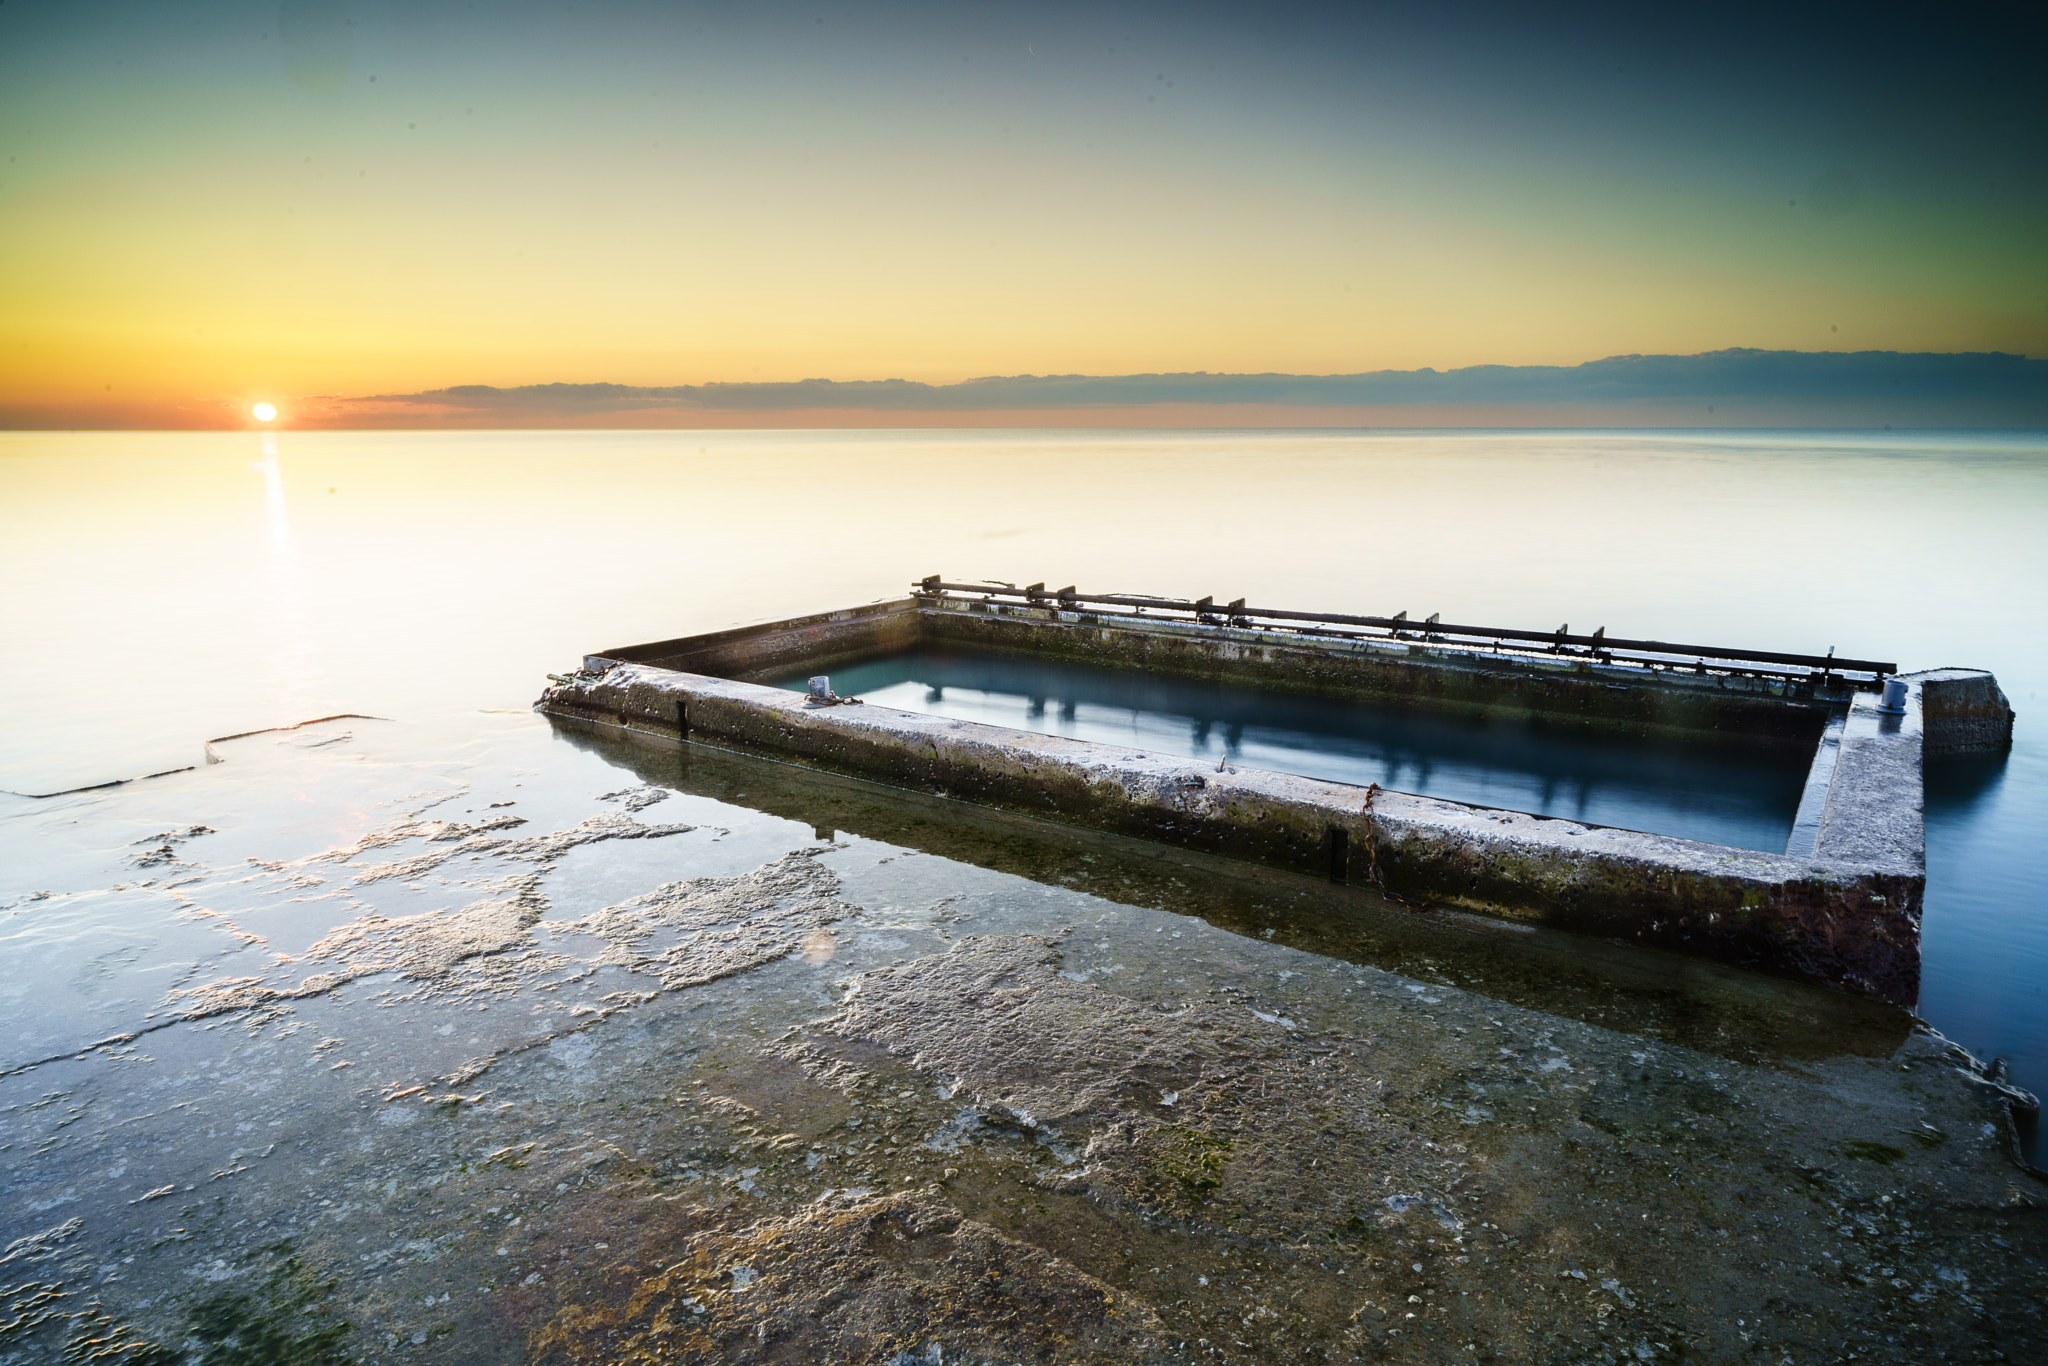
[
  {"x1": 368, "y1": 349, "x2": 2047, "y2": 420},
  {"x1": 7, "y1": 348, "x2": 2043, "y2": 429}
]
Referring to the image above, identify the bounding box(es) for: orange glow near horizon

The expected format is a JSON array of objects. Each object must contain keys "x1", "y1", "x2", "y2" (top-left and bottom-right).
[
  {"x1": 3, "y1": 4, "x2": 2041, "y2": 426},
  {"x1": 6, "y1": 172, "x2": 2038, "y2": 409}
]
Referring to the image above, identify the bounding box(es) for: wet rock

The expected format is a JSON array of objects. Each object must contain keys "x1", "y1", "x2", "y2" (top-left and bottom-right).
[
  {"x1": 129, "y1": 824, "x2": 215, "y2": 868},
  {"x1": 773, "y1": 936, "x2": 1449, "y2": 1247},
  {"x1": 597, "y1": 786, "x2": 672, "y2": 813},
  {"x1": 530, "y1": 1192, "x2": 1168, "y2": 1364},
  {"x1": 302, "y1": 877, "x2": 553, "y2": 993},
  {"x1": 561, "y1": 851, "x2": 852, "y2": 991},
  {"x1": 6, "y1": 715, "x2": 2042, "y2": 1366},
  {"x1": 347, "y1": 811, "x2": 691, "y2": 884},
  {"x1": 0, "y1": 1217, "x2": 83, "y2": 1268}
]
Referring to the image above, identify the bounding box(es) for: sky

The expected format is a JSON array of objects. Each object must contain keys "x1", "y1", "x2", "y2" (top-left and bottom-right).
[{"x1": 2, "y1": 0, "x2": 2044, "y2": 427}]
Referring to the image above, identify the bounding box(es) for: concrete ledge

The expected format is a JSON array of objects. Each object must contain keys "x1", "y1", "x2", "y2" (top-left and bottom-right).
[
  {"x1": 1815, "y1": 689, "x2": 1926, "y2": 871},
  {"x1": 539, "y1": 662, "x2": 1924, "y2": 1005}
]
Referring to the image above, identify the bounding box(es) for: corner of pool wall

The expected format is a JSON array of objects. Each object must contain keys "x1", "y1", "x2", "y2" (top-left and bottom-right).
[
  {"x1": 1911, "y1": 668, "x2": 2017, "y2": 756},
  {"x1": 1805, "y1": 671, "x2": 2012, "y2": 870}
]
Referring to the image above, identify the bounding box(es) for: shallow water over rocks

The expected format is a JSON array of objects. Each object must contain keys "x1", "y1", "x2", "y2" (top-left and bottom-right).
[{"x1": 1, "y1": 713, "x2": 2039, "y2": 1364}]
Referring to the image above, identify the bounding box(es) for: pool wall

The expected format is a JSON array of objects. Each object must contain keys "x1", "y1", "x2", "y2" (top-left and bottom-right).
[
  {"x1": 540, "y1": 595, "x2": 2013, "y2": 1005},
  {"x1": 596, "y1": 597, "x2": 1844, "y2": 749}
]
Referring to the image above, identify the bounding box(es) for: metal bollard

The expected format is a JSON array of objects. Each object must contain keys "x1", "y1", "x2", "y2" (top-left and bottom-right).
[{"x1": 1876, "y1": 676, "x2": 1908, "y2": 715}]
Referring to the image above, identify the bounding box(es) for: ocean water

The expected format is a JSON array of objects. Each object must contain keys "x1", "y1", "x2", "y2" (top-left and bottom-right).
[
  {"x1": 0, "y1": 428, "x2": 2042, "y2": 1358},
  {"x1": 2, "y1": 427, "x2": 2042, "y2": 1081}
]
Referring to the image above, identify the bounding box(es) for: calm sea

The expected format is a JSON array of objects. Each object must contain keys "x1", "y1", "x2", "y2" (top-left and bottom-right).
[{"x1": 4, "y1": 427, "x2": 2043, "y2": 1090}]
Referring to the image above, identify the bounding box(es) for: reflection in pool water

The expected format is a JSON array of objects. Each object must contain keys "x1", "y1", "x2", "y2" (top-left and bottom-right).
[{"x1": 772, "y1": 646, "x2": 1816, "y2": 853}]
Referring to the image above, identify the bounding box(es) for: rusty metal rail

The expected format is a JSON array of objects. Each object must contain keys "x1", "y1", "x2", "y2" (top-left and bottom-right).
[{"x1": 914, "y1": 577, "x2": 1895, "y2": 687}]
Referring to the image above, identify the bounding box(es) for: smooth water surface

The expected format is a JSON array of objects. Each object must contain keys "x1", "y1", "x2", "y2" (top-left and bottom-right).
[
  {"x1": 3, "y1": 427, "x2": 2043, "y2": 1094},
  {"x1": 768, "y1": 646, "x2": 1812, "y2": 851}
]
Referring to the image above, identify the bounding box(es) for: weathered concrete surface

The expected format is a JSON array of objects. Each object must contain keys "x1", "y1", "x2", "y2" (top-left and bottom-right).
[
  {"x1": 539, "y1": 665, "x2": 1924, "y2": 1004},
  {"x1": 1815, "y1": 692, "x2": 1926, "y2": 872},
  {"x1": 1914, "y1": 668, "x2": 2017, "y2": 756},
  {"x1": 521, "y1": 931, "x2": 2047, "y2": 1366}
]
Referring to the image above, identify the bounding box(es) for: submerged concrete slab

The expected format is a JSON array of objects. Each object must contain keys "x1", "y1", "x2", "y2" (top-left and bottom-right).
[{"x1": 537, "y1": 597, "x2": 2014, "y2": 1006}]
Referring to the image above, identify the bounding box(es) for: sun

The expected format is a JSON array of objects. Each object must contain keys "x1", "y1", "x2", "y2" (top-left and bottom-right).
[{"x1": 252, "y1": 402, "x2": 277, "y2": 422}]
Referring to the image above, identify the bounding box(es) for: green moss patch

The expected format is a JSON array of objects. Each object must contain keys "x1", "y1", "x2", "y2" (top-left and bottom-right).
[{"x1": 1155, "y1": 1126, "x2": 1235, "y2": 1195}]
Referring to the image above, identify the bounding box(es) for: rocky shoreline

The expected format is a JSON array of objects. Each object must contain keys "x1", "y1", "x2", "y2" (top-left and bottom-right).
[{"x1": 0, "y1": 715, "x2": 2038, "y2": 1365}]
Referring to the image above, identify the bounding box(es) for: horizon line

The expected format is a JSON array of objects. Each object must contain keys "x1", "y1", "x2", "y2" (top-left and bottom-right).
[{"x1": 9, "y1": 347, "x2": 2046, "y2": 431}]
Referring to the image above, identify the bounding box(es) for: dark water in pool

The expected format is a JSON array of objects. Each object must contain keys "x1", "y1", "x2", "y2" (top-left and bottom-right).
[{"x1": 769, "y1": 646, "x2": 1815, "y2": 852}]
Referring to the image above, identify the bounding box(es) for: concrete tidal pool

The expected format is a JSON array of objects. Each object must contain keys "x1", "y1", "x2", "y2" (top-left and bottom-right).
[{"x1": 540, "y1": 581, "x2": 2017, "y2": 1004}]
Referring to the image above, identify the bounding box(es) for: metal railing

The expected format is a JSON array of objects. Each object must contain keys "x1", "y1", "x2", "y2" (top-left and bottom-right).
[{"x1": 913, "y1": 577, "x2": 1894, "y2": 688}]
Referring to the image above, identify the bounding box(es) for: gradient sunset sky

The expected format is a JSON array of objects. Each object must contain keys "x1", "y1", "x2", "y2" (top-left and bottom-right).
[{"x1": 3, "y1": 0, "x2": 2043, "y2": 425}]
